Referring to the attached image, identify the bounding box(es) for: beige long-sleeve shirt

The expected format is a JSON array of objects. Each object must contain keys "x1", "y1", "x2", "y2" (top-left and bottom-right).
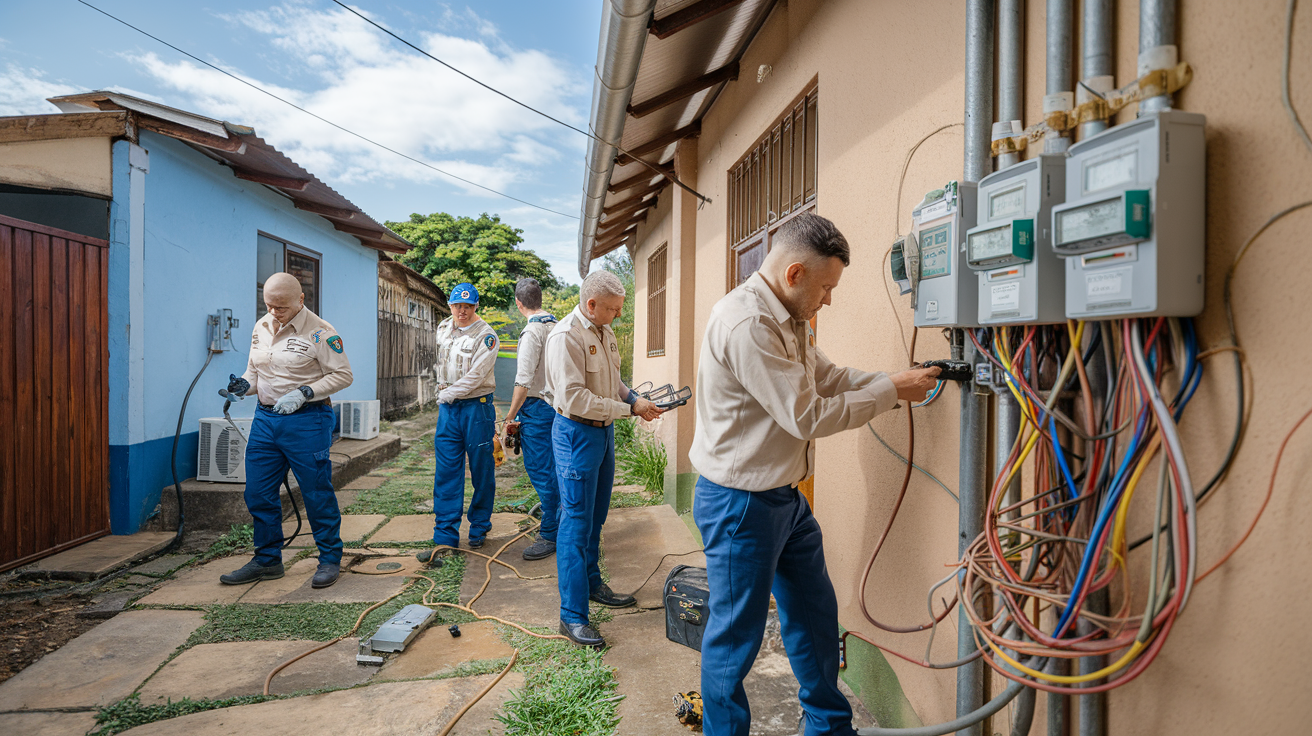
[
  {"x1": 689, "y1": 272, "x2": 898, "y2": 491},
  {"x1": 242, "y1": 306, "x2": 353, "y2": 406},
  {"x1": 544, "y1": 306, "x2": 631, "y2": 424},
  {"x1": 513, "y1": 313, "x2": 556, "y2": 400},
  {"x1": 435, "y1": 317, "x2": 499, "y2": 400}
]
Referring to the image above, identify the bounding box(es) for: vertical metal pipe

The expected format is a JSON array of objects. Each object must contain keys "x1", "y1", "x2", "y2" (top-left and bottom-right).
[
  {"x1": 1045, "y1": 0, "x2": 1074, "y2": 152},
  {"x1": 1139, "y1": 0, "x2": 1176, "y2": 112},
  {"x1": 1079, "y1": 0, "x2": 1114, "y2": 138},
  {"x1": 1077, "y1": 588, "x2": 1110, "y2": 736},
  {"x1": 994, "y1": 386, "x2": 1022, "y2": 519},
  {"x1": 997, "y1": 0, "x2": 1025, "y2": 169},
  {"x1": 959, "y1": 2, "x2": 995, "y2": 733}
]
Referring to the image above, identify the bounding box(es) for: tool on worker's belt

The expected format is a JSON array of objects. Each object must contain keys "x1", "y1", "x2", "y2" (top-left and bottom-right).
[
  {"x1": 637, "y1": 383, "x2": 693, "y2": 410},
  {"x1": 449, "y1": 624, "x2": 462, "y2": 638},
  {"x1": 356, "y1": 604, "x2": 435, "y2": 665},
  {"x1": 664, "y1": 565, "x2": 710, "y2": 652},
  {"x1": 920, "y1": 359, "x2": 973, "y2": 382},
  {"x1": 673, "y1": 690, "x2": 704, "y2": 731}
]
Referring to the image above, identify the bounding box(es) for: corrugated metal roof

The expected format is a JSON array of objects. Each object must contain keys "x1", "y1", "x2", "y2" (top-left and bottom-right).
[
  {"x1": 582, "y1": 0, "x2": 779, "y2": 263},
  {"x1": 19, "y1": 91, "x2": 412, "y2": 254}
]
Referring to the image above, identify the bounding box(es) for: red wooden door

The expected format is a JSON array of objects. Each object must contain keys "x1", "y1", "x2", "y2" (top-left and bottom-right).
[{"x1": 0, "y1": 214, "x2": 111, "y2": 572}]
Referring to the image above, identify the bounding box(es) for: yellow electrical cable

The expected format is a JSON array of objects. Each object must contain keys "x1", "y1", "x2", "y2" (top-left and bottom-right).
[
  {"x1": 981, "y1": 629, "x2": 1147, "y2": 683},
  {"x1": 1109, "y1": 437, "x2": 1163, "y2": 570}
]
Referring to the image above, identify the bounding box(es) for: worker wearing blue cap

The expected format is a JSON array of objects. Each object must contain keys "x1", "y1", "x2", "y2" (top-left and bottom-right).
[{"x1": 419, "y1": 282, "x2": 501, "y2": 557}]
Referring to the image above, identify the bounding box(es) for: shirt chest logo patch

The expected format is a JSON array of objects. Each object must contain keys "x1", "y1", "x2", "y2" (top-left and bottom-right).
[
  {"x1": 284, "y1": 338, "x2": 311, "y2": 354},
  {"x1": 589, "y1": 345, "x2": 597, "y2": 355},
  {"x1": 484, "y1": 334, "x2": 496, "y2": 349},
  {"x1": 327, "y1": 336, "x2": 344, "y2": 354}
]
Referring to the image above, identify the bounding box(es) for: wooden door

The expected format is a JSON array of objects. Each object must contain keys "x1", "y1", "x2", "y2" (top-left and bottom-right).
[{"x1": 0, "y1": 214, "x2": 110, "y2": 571}]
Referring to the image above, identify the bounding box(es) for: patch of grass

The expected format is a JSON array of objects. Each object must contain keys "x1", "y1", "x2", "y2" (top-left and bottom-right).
[
  {"x1": 610, "y1": 487, "x2": 662, "y2": 508},
  {"x1": 91, "y1": 693, "x2": 274, "y2": 736},
  {"x1": 200, "y1": 524, "x2": 254, "y2": 562},
  {"x1": 616, "y1": 431, "x2": 667, "y2": 494},
  {"x1": 494, "y1": 645, "x2": 622, "y2": 736},
  {"x1": 342, "y1": 437, "x2": 435, "y2": 517},
  {"x1": 614, "y1": 416, "x2": 638, "y2": 452}
]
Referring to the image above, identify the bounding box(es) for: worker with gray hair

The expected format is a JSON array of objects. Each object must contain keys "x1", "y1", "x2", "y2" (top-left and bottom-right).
[
  {"x1": 220, "y1": 272, "x2": 354, "y2": 590},
  {"x1": 689, "y1": 213, "x2": 940, "y2": 736},
  {"x1": 504, "y1": 277, "x2": 561, "y2": 561},
  {"x1": 544, "y1": 270, "x2": 663, "y2": 647}
]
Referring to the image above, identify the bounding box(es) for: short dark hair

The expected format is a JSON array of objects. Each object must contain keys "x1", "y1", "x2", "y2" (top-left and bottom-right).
[
  {"x1": 774, "y1": 213, "x2": 851, "y2": 266},
  {"x1": 514, "y1": 277, "x2": 543, "y2": 309}
]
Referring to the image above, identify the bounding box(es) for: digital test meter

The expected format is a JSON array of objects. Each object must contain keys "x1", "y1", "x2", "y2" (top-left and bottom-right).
[
  {"x1": 1049, "y1": 110, "x2": 1206, "y2": 318},
  {"x1": 965, "y1": 155, "x2": 1067, "y2": 324},
  {"x1": 903, "y1": 181, "x2": 978, "y2": 328}
]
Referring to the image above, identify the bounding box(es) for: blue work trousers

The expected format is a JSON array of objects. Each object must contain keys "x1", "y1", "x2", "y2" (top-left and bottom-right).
[
  {"x1": 516, "y1": 397, "x2": 560, "y2": 541},
  {"x1": 244, "y1": 404, "x2": 342, "y2": 567},
  {"x1": 432, "y1": 395, "x2": 497, "y2": 546},
  {"x1": 693, "y1": 477, "x2": 855, "y2": 736},
  {"x1": 552, "y1": 416, "x2": 614, "y2": 624}
]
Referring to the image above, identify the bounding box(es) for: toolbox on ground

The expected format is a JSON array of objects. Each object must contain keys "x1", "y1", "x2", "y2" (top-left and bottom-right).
[{"x1": 664, "y1": 565, "x2": 710, "y2": 652}]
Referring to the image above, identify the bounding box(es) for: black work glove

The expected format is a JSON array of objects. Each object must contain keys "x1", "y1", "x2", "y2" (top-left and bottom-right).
[{"x1": 227, "y1": 374, "x2": 251, "y2": 397}]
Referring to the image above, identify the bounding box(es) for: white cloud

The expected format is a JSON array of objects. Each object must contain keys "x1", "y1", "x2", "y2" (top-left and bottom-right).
[{"x1": 0, "y1": 65, "x2": 80, "y2": 115}]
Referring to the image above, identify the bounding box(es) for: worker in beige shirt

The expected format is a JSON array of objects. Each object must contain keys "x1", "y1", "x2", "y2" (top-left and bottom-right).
[
  {"x1": 688, "y1": 213, "x2": 940, "y2": 736},
  {"x1": 220, "y1": 272, "x2": 354, "y2": 590},
  {"x1": 545, "y1": 270, "x2": 662, "y2": 647}
]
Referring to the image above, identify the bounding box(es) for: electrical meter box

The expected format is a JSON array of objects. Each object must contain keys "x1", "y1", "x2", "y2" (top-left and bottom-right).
[
  {"x1": 903, "y1": 181, "x2": 978, "y2": 327},
  {"x1": 966, "y1": 155, "x2": 1067, "y2": 324},
  {"x1": 1049, "y1": 110, "x2": 1205, "y2": 318}
]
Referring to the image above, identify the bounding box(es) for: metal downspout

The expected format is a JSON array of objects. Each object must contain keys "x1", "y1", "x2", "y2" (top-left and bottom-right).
[{"x1": 577, "y1": 0, "x2": 657, "y2": 278}]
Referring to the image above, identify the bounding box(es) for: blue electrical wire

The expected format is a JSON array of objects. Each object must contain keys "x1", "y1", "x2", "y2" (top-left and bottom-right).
[{"x1": 913, "y1": 381, "x2": 944, "y2": 408}]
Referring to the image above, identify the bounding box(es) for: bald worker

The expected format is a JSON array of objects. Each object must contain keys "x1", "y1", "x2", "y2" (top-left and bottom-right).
[
  {"x1": 220, "y1": 272, "x2": 354, "y2": 589},
  {"x1": 689, "y1": 213, "x2": 940, "y2": 736}
]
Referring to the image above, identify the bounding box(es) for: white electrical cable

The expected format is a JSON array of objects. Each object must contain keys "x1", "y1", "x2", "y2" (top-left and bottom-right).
[{"x1": 1285, "y1": 0, "x2": 1312, "y2": 154}]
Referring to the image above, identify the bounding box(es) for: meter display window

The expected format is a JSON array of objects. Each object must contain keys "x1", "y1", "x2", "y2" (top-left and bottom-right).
[
  {"x1": 1083, "y1": 148, "x2": 1137, "y2": 193},
  {"x1": 969, "y1": 224, "x2": 1013, "y2": 263},
  {"x1": 989, "y1": 185, "x2": 1025, "y2": 220},
  {"x1": 918, "y1": 223, "x2": 952, "y2": 279},
  {"x1": 1057, "y1": 197, "x2": 1123, "y2": 247}
]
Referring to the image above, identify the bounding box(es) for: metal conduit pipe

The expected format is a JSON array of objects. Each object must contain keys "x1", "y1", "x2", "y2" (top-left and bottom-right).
[
  {"x1": 993, "y1": 387, "x2": 1036, "y2": 736},
  {"x1": 997, "y1": 0, "x2": 1025, "y2": 169},
  {"x1": 576, "y1": 0, "x2": 657, "y2": 277},
  {"x1": 1139, "y1": 0, "x2": 1176, "y2": 113},
  {"x1": 1045, "y1": 0, "x2": 1074, "y2": 152},
  {"x1": 1079, "y1": 0, "x2": 1114, "y2": 138},
  {"x1": 964, "y1": 0, "x2": 996, "y2": 184}
]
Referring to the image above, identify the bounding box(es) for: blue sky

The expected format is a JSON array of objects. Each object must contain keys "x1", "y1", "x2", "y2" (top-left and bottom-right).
[{"x1": 0, "y1": 0, "x2": 604, "y2": 283}]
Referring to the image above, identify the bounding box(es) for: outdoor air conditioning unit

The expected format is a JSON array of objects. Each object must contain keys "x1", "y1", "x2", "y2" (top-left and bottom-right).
[
  {"x1": 339, "y1": 400, "x2": 381, "y2": 440},
  {"x1": 197, "y1": 417, "x2": 253, "y2": 483}
]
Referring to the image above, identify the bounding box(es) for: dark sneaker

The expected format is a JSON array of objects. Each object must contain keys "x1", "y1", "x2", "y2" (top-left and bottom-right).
[
  {"x1": 522, "y1": 538, "x2": 556, "y2": 561},
  {"x1": 219, "y1": 559, "x2": 284, "y2": 585},
  {"x1": 468, "y1": 537, "x2": 485, "y2": 550},
  {"x1": 415, "y1": 548, "x2": 446, "y2": 566},
  {"x1": 589, "y1": 583, "x2": 636, "y2": 609},
  {"x1": 559, "y1": 620, "x2": 605, "y2": 647},
  {"x1": 311, "y1": 562, "x2": 340, "y2": 589}
]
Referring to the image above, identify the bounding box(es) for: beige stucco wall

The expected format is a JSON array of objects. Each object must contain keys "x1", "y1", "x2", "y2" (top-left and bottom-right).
[
  {"x1": 0, "y1": 137, "x2": 113, "y2": 197},
  {"x1": 615, "y1": 0, "x2": 1312, "y2": 732}
]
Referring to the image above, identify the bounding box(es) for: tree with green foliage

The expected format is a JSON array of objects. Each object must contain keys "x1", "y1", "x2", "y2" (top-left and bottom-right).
[
  {"x1": 542, "y1": 284, "x2": 580, "y2": 319},
  {"x1": 387, "y1": 212, "x2": 561, "y2": 311},
  {"x1": 602, "y1": 253, "x2": 635, "y2": 384}
]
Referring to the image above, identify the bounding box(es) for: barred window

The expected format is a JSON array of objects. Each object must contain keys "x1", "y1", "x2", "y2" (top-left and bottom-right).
[
  {"x1": 727, "y1": 83, "x2": 819, "y2": 289},
  {"x1": 647, "y1": 244, "x2": 668, "y2": 357}
]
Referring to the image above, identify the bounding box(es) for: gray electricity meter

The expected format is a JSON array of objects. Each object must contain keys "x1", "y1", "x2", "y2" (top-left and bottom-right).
[
  {"x1": 966, "y1": 154, "x2": 1067, "y2": 324},
  {"x1": 1049, "y1": 110, "x2": 1206, "y2": 318},
  {"x1": 908, "y1": 181, "x2": 978, "y2": 327}
]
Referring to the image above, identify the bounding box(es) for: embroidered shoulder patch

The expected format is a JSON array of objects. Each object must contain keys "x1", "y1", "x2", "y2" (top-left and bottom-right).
[
  {"x1": 589, "y1": 345, "x2": 597, "y2": 355},
  {"x1": 327, "y1": 335, "x2": 344, "y2": 353},
  {"x1": 484, "y1": 334, "x2": 496, "y2": 350},
  {"x1": 312, "y1": 329, "x2": 325, "y2": 344}
]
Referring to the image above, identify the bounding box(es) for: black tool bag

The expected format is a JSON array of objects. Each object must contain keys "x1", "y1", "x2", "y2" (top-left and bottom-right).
[{"x1": 664, "y1": 565, "x2": 710, "y2": 652}]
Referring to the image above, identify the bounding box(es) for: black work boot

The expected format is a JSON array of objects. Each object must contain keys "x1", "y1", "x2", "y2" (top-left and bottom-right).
[
  {"x1": 522, "y1": 538, "x2": 556, "y2": 561},
  {"x1": 467, "y1": 536, "x2": 486, "y2": 549},
  {"x1": 589, "y1": 583, "x2": 636, "y2": 609},
  {"x1": 415, "y1": 548, "x2": 445, "y2": 566},
  {"x1": 311, "y1": 562, "x2": 340, "y2": 589},
  {"x1": 559, "y1": 620, "x2": 605, "y2": 648},
  {"x1": 219, "y1": 559, "x2": 285, "y2": 585}
]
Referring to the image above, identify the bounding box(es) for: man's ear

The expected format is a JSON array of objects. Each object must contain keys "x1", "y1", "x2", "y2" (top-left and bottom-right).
[{"x1": 785, "y1": 262, "x2": 806, "y2": 288}]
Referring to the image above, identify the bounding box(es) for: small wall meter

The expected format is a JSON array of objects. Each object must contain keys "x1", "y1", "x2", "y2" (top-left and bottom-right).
[
  {"x1": 966, "y1": 155, "x2": 1067, "y2": 324},
  {"x1": 1049, "y1": 110, "x2": 1206, "y2": 318},
  {"x1": 903, "y1": 181, "x2": 979, "y2": 328}
]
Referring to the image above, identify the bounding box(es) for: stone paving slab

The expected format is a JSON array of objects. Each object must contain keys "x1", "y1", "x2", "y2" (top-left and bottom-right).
[
  {"x1": 457, "y1": 536, "x2": 559, "y2": 628},
  {"x1": 281, "y1": 514, "x2": 386, "y2": 546},
  {"x1": 239, "y1": 556, "x2": 419, "y2": 605},
  {"x1": 31, "y1": 532, "x2": 175, "y2": 581},
  {"x1": 78, "y1": 588, "x2": 142, "y2": 619},
  {"x1": 604, "y1": 609, "x2": 702, "y2": 736},
  {"x1": 376, "y1": 621, "x2": 513, "y2": 681},
  {"x1": 138, "y1": 638, "x2": 368, "y2": 703},
  {"x1": 370, "y1": 512, "x2": 526, "y2": 544},
  {"x1": 120, "y1": 676, "x2": 507, "y2": 736},
  {"x1": 135, "y1": 558, "x2": 256, "y2": 606},
  {"x1": 601, "y1": 505, "x2": 704, "y2": 610},
  {"x1": 447, "y1": 671, "x2": 523, "y2": 736},
  {"x1": 130, "y1": 553, "x2": 198, "y2": 577},
  {"x1": 0, "y1": 610, "x2": 203, "y2": 710},
  {"x1": 344, "y1": 475, "x2": 387, "y2": 490},
  {"x1": 0, "y1": 711, "x2": 99, "y2": 736}
]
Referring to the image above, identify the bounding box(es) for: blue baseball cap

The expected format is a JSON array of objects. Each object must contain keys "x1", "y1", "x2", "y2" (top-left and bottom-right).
[{"x1": 449, "y1": 282, "x2": 479, "y2": 305}]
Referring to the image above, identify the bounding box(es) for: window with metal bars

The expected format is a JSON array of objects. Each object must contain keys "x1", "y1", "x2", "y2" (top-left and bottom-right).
[
  {"x1": 727, "y1": 82, "x2": 819, "y2": 289},
  {"x1": 647, "y1": 244, "x2": 668, "y2": 357}
]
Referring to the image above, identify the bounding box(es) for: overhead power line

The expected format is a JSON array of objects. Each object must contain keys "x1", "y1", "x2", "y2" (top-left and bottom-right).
[{"x1": 74, "y1": 0, "x2": 578, "y2": 219}]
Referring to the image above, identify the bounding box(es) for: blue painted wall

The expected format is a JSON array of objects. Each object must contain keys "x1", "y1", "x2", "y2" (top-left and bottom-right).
[{"x1": 107, "y1": 131, "x2": 380, "y2": 533}]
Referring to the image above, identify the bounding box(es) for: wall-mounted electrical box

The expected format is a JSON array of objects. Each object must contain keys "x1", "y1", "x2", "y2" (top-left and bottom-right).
[
  {"x1": 966, "y1": 155, "x2": 1067, "y2": 325},
  {"x1": 1050, "y1": 110, "x2": 1206, "y2": 318},
  {"x1": 902, "y1": 181, "x2": 978, "y2": 327}
]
